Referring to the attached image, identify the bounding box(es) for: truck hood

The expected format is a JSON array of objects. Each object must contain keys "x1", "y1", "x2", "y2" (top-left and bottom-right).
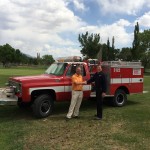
[{"x1": 9, "y1": 74, "x2": 62, "y2": 84}]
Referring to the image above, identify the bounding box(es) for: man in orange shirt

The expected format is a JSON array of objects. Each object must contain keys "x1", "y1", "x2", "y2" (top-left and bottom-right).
[{"x1": 66, "y1": 66, "x2": 86, "y2": 119}]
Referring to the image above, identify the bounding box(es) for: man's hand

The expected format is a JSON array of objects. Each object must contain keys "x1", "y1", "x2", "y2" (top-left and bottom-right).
[
  {"x1": 102, "y1": 92, "x2": 106, "y2": 97},
  {"x1": 83, "y1": 81, "x2": 87, "y2": 84},
  {"x1": 74, "y1": 81, "x2": 87, "y2": 85}
]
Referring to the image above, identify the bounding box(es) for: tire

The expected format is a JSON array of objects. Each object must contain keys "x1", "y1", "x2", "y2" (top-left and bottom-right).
[
  {"x1": 113, "y1": 89, "x2": 127, "y2": 107},
  {"x1": 32, "y1": 94, "x2": 54, "y2": 118}
]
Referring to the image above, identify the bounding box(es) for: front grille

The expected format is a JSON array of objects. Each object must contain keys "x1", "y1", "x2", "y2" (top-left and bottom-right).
[{"x1": 8, "y1": 80, "x2": 22, "y2": 94}]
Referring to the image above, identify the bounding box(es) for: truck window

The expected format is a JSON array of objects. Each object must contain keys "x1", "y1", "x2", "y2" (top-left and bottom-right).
[
  {"x1": 45, "y1": 63, "x2": 67, "y2": 76},
  {"x1": 66, "y1": 64, "x2": 86, "y2": 77},
  {"x1": 66, "y1": 65, "x2": 76, "y2": 76},
  {"x1": 82, "y1": 65, "x2": 86, "y2": 76}
]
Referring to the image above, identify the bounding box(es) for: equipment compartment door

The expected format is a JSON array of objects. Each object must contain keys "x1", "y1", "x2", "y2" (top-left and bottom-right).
[
  {"x1": 110, "y1": 67, "x2": 122, "y2": 94},
  {"x1": 131, "y1": 68, "x2": 144, "y2": 93}
]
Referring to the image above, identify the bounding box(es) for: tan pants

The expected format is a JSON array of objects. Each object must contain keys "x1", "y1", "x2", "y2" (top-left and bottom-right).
[{"x1": 66, "y1": 90, "x2": 83, "y2": 118}]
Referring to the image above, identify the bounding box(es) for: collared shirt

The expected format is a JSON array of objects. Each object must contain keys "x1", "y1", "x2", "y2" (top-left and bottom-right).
[{"x1": 72, "y1": 73, "x2": 83, "y2": 91}]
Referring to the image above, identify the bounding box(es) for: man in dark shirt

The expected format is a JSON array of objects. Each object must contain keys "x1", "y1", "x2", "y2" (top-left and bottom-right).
[{"x1": 87, "y1": 65, "x2": 107, "y2": 120}]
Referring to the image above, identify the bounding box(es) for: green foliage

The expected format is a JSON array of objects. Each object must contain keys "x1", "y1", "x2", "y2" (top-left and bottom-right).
[
  {"x1": 15, "y1": 49, "x2": 22, "y2": 64},
  {"x1": 119, "y1": 47, "x2": 132, "y2": 61},
  {"x1": 0, "y1": 44, "x2": 34, "y2": 66},
  {"x1": 139, "y1": 29, "x2": 150, "y2": 49},
  {"x1": 131, "y1": 22, "x2": 150, "y2": 67},
  {"x1": 131, "y1": 22, "x2": 140, "y2": 60},
  {"x1": 0, "y1": 44, "x2": 55, "y2": 67},
  {"x1": 112, "y1": 36, "x2": 115, "y2": 49},
  {"x1": 0, "y1": 44, "x2": 15, "y2": 65},
  {"x1": 102, "y1": 42, "x2": 119, "y2": 61},
  {"x1": 42, "y1": 55, "x2": 55, "y2": 65},
  {"x1": 78, "y1": 31, "x2": 101, "y2": 58},
  {"x1": 78, "y1": 32, "x2": 119, "y2": 61},
  {"x1": 138, "y1": 29, "x2": 150, "y2": 69},
  {"x1": 101, "y1": 43, "x2": 108, "y2": 61},
  {"x1": 141, "y1": 51, "x2": 150, "y2": 69}
]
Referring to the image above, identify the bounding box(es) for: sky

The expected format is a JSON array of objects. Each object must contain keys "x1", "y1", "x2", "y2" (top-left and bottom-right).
[{"x1": 0, "y1": 0, "x2": 150, "y2": 59}]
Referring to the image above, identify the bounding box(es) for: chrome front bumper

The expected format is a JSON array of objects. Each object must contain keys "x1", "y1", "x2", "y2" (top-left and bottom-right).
[{"x1": 0, "y1": 88, "x2": 17, "y2": 105}]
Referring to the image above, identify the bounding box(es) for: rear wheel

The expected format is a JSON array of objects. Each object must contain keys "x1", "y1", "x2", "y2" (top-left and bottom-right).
[
  {"x1": 113, "y1": 89, "x2": 127, "y2": 107},
  {"x1": 32, "y1": 94, "x2": 54, "y2": 118}
]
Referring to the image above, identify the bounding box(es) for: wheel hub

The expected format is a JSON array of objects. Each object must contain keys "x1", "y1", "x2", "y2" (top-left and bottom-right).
[
  {"x1": 41, "y1": 101, "x2": 51, "y2": 114},
  {"x1": 117, "y1": 94, "x2": 124, "y2": 104}
]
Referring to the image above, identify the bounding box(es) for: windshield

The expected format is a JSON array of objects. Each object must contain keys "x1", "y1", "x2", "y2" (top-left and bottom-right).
[{"x1": 45, "y1": 63, "x2": 67, "y2": 76}]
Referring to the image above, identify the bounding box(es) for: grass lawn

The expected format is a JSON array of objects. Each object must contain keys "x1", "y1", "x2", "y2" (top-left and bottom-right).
[
  {"x1": 0, "y1": 66, "x2": 45, "y2": 87},
  {"x1": 0, "y1": 67, "x2": 150, "y2": 150}
]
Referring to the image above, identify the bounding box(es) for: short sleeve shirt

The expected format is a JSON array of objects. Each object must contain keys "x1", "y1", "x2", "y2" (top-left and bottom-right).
[{"x1": 72, "y1": 73, "x2": 83, "y2": 91}]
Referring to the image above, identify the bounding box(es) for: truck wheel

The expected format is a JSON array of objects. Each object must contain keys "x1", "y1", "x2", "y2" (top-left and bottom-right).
[
  {"x1": 32, "y1": 94, "x2": 54, "y2": 118},
  {"x1": 113, "y1": 89, "x2": 127, "y2": 107}
]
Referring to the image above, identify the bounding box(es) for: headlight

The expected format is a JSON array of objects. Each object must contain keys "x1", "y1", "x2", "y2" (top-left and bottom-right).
[
  {"x1": 8, "y1": 81, "x2": 22, "y2": 94},
  {"x1": 18, "y1": 83, "x2": 22, "y2": 93}
]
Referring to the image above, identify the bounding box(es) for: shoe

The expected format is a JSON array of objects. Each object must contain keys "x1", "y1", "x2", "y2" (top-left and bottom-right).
[
  {"x1": 65, "y1": 117, "x2": 71, "y2": 121},
  {"x1": 73, "y1": 116, "x2": 79, "y2": 119},
  {"x1": 93, "y1": 117, "x2": 102, "y2": 120}
]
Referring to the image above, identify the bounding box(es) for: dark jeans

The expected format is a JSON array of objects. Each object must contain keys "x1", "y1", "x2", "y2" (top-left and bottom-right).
[{"x1": 96, "y1": 90, "x2": 103, "y2": 118}]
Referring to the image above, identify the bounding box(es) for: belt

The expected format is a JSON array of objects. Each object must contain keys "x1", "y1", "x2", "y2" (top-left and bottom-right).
[{"x1": 74, "y1": 90, "x2": 82, "y2": 91}]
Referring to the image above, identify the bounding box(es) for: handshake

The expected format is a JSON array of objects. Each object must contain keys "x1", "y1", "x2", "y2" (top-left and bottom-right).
[
  {"x1": 81, "y1": 81, "x2": 87, "y2": 85},
  {"x1": 75, "y1": 81, "x2": 87, "y2": 85},
  {"x1": 83, "y1": 81, "x2": 87, "y2": 84}
]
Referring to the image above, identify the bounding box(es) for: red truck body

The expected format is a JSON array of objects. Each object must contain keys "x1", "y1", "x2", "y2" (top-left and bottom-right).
[{"x1": 102, "y1": 61, "x2": 144, "y2": 95}]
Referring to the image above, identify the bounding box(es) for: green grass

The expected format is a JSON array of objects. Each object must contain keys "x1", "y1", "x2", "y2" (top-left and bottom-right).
[
  {"x1": 0, "y1": 67, "x2": 45, "y2": 87},
  {"x1": 0, "y1": 67, "x2": 150, "y2": 150}
]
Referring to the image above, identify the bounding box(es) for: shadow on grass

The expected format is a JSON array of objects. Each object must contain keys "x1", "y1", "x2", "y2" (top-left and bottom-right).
[
  {"x1": 0, "y1": 98, "x2": 140, "y2": 121},
  {"x1": 126, "y1": 99, "x2": 141, "y2": 106},
  {"x1": 53, "y1": 99, "x2": 96, "y2": 115},
  {"x1": 0, "y1": 106, "x2": 33, "y2": 121},
  {"x1": 0, "y1": 100, "x2": 96, "y2": 121}
]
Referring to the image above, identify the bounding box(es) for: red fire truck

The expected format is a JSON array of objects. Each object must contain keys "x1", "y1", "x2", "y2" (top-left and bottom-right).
[{"x1": 0, "y1": 56, "x2": 144, "y2": 118}]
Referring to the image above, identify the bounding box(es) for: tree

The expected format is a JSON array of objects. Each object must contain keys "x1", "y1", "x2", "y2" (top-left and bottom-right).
[
  {"x1": 78, "y1": 31, "x2": 101, "y2": 59},
  {"x1": 0, "y1": 45, "x2": 3, "y2": 63},
  {"x1": 131, "y1": 22, "x2": 140, "y2": 60},
  {"x1": 100, "y1": 43, "x2": 119, "y2": 61},
  {"x1": 106, "y1": 38, "x2": 110, "y2": 60},
  {"x1": 0, "y1": 43, "x2": 56, "y2": 66},
  {"x1": 101, "y1": 43, "x2": 107, "y2": 61},
  {"x1": 112, "y1": 36, "x2": 115, "y2": 50},
  {"x1": 138, "y1": 29, "x2": 150, "y2": 70},
  {"x1": 0, "y1": 44, "x2": 15, "y2": 67},
  {"x1": 102, "y1": 37, "x2": 117, "y2": 61},
  {"x1": 118, "y1": 47, "x2": 132, "y2": 61},
  {"x1": 0, "y1": 43, "x2": 43, "y2": 66},
  {"x1": 42, "y1": 55, "x2": 55, "y2": 65},
  {"x1": 141, "y1": 51, "x2": 150, "y2": 70},
  {"x1": 15, "y1": 49, "x2": 22, "y2": 64}
]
